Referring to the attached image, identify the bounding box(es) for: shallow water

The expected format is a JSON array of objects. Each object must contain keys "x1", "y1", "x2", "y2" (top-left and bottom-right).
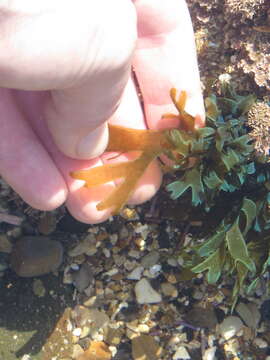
[{"x1": 0, "y1": 271, "x2": 74, "y2": 360}]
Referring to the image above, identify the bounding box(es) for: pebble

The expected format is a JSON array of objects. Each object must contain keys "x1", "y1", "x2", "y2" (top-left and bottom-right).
[
  {"x1": 173, "y1": 346, "x2": 191, "y2": 360},
  {"x1": 219, "y1": 316, "x2": 244, "y2": 340},
  {"x1": 185, "y1": 306, "x2": 217, "y2": 330},
  {"x1": 149, "y1": 264, "x2": 162, "y2": 277},
  {"x1": 32, "y1": 279, "x2": 46, "y2": 297},
  {"x1": 202, "y1": 346, "x2": 216, "y2": 360},
  {"x1": 132, "y1": 334, "x2": 163, "y2": 360},
  {"x1": 253, "y1": 337, "x2": 268, "y2": 348},
  {"x1": 137, "y1": 324, "x2": 150, "y2": 333},
  {"x1": 72, "y1": 328, "x2": 82, "y2": 337},
  {"x1": 72, "y1": 262, "x2": 94, "y2": 293},
  {"x1": 21, "y1": 355, "x2": 31, "y2": 360},
  {"x1": 105, "y1": 326, "x2": 123, "y2": 345},
  {"x1": 128, "y1": 250, "x2": 141, "y2": 259},
  {"x1": 224, "y1": 338, "x2": 240, "y2": 355},
  {"x1": 167, "y1": 258, "x2": 178, "y2": 267},
  {"x1": 72, "y1": 344, "x2": 84, "y2": 359},
  {"x1": 236, "y1": 302, "x2": 260, "y2": 329},
  {"x1": 68, "y1": 234, "x2": 97, "y2": 257},
  {"x1": 135, "y1": 278, "x2": 162, "y2": 304},
  {"x1": 72, "y1": 306, "x2": 109, "y2": 338},
  {"x1": 141, "y1": 251, "x2": 160, "y2": 268},
  {"x1": 127, "y1": 266, "x2": 144, "y2": 280},
  {"x1": 10, "y1": 236, "x2": 63, "y2": 277},
  {"x1": 161, "y1": 282, "x2": 178, "y2": 298}
]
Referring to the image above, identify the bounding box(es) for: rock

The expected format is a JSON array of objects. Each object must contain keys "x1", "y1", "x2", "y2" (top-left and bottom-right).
[
  {"x1": 68, "y1": 234, "x2": 97, "y2": 257},
  {"x1": 77, "y1": 341, "x2": 112, "y2": 360},
  {"x1": 10, "y1": 236, "x2": 63, "y2": 277},
  {"x1": 161, "y1": 283, "x2": 178, "y2": 298},
  {"x1": 185, "y1": 306, "x2": 217, "y2": 330},
  {"x1": 173, "y1": 346, "x2": 190, "y2": 360},
  {"x1": 0, "y1": 234, "x2": 12, "y2": 253},
  {"x1": 141, "y1": 251, "x2": 160, "y2": 268},
  {"x1": 72, "y1": 263, "x2": 94, "y2": 293},
  {"x1": 72, "y1": 306, "x2": 110, "y2": 339},
  {"x1": 32, "y1": 279, "x2": 46, "y2": 297},
  {"x1": 135, "y1": 278, "x2": 162, "y2": 304},
  {"x1": 137, "y1": 324, "x2": 150, "y2": 333},
  {"x1": 219, "y1": 316, "x2": 244, "y2": 340},
  {"x1": 202, "y1": 347, "x2": 216, "y2": 360},
  {"x1": 224, "y1": 338, "x2": 240, "y2": 356},
  {"x1": 72, "y1": 344, "x2": 84, "y2": 359},
  {"x1": 236, "y1": 302, "x2": 260, "y2": 329},
  {"x1": 253, "y1": 337, "x2": 268, "y2": 349},
  {"x1": 105, "y1": 326, "x2": 124, "y2": 345},
  {"x1": 132, "y1": 334, "x2": 163, "y2": 360},
  {"x1": 148, "y1": 264, "x2": 162, "y2": 277},
  {"x1": 127, "y1": 266, "x2": 144, "y2": 280}
]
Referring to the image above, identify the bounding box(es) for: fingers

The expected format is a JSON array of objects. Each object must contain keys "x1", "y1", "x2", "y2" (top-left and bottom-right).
[
  {"x1": 0, "y1": 89, "x2": 67, "y2": 210},
  {"x1": 66, "y1": 79, "x2": 162, "y2": 223},
  {"x1": 14, "y1": 83, "x2": 162, "y2": 224},
  {"x1": 132, "y1": 0, "x2": 205, "y2": 130},
  {"x1": 0, "y1": 0, "x2": 137, "y2": 159}
]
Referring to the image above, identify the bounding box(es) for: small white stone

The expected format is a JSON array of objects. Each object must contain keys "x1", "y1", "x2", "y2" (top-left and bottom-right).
[
  {"x1": 219, "y1": 316, "x2": 244, "y2": 340},
  {"x1": 173, "y1": 346, "x2": 190, "y2": 360},
  {"x1": 127, "y1": 266, "x2": 144, "y2": 280},
  {"x1": 135, "y1": 278, "x2": 162, "y2": 304},
  {"x1": 109, "y1": 345, "x2": 117, "y2": 357},
  {"x1": 253, "y1": 337, "x2": 268, "y2": 349},
  {"x1": 72, "y1": 328, "x2": 82, "y2": 337},
  {"x1": 104, "y1": 268, "x2": 118, "y2": 277},
  {"x1": 149, "y1": 264, "x2": 162, "y2": 276},
  {"x1": 103, "y1": 248, "x2": 111, "y2": 258},
  {"x1": 70, "y1": 263, "x2": 80, "y2": 271},
  {"x1": 167, "y1": 258, "x2": 178, "y2": 267},
  {"x1": 137, "y1": 324, "x2": 150, "y2": 333},
  {"x1": 203, "y1": 346, "x2": 216, "y2": 360},
  {"x1": 219, "y1": 73, "x2": 231, "y2": 83},
  {"x1": 21, "y1": 355, "x2": 31, "y2": 360}
]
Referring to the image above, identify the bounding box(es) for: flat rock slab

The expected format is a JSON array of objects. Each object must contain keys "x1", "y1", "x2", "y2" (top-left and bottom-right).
[{"x1": 11, "y1": 236, "x2": 63, "y2": 277}]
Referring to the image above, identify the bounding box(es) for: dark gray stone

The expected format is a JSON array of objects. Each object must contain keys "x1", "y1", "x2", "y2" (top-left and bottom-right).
[{"x1": 10, "y1": 236, "x2": 63, "y2": 277}]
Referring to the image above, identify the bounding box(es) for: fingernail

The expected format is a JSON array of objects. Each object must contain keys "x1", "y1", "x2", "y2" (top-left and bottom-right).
[{"x1": 77, "y1": 122, "x2": 109, "y2": 159}]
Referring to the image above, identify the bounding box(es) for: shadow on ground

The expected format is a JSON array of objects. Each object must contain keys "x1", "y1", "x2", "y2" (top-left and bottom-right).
[{"x1": 0, "y1": 270, "x2": 75, "y2": 360}]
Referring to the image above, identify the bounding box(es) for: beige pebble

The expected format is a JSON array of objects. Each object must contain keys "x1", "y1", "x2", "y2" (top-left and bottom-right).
[
  {"x1": 219, "y1": 316, "x2": 244, "y2": 340},
  {"x1": 161, "y1": 282, "x2": 178, "y2": 298},
  {"x1": 135, "y1": 278, "x2": 162, "y2": 304}
]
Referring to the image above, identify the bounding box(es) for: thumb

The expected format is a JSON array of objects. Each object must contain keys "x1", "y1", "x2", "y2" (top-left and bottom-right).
[
  {"x1": 0, "y1": 0, "x2": 137, "y2": 159},
  {"x1": 44, "y1": 5, "x2": 137, "y2": 159},
  {"x1": 44, "y1": 77, "x2": 124, "y2": 160}
]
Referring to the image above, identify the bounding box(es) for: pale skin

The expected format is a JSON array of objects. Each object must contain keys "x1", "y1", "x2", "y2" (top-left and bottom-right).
[{"x1": 0, "y1": 0, "x2": 205, "y2": 223}]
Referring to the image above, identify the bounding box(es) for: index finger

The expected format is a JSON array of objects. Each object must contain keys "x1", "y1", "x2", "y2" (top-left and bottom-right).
[{"x1": 132, "y1": 0, "x2": 205, "y2": 130}]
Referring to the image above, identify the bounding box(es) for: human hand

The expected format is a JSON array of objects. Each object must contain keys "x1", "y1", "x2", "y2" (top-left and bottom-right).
[{"x1": 0, "y1": 0, "x2": 205, "y2": 223}]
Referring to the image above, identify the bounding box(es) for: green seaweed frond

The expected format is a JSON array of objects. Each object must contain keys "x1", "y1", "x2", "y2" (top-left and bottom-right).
[{"x1": 166, "y1": 84, "x2": 270, "y2": 307}]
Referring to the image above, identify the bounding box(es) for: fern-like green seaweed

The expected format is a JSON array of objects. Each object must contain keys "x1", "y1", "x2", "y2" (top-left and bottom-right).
[{"x1": 167, "y1": 83, "x2": 270, "y2": 307}]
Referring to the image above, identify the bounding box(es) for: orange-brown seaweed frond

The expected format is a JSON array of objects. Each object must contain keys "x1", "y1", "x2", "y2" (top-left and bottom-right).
[
  {"x1": 70, "y1": 89, "x2": 193, "y2": 214},
  {"x1": 162, "y1": 89, "x2": 195, "y2": 132}
]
